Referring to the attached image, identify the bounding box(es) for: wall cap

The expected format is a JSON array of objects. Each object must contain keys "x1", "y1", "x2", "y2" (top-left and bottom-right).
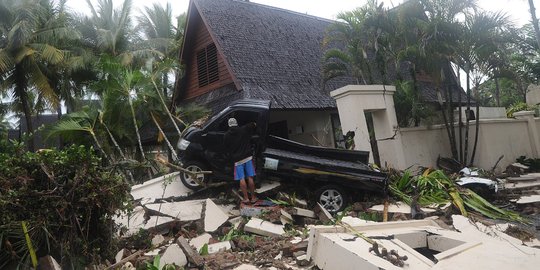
[
  {"x1": 330, "y1": 85, "x2": 396, "y2": 99},
  {"x1": 514, "y1": 111, "x2": 536, "y2": 118}
]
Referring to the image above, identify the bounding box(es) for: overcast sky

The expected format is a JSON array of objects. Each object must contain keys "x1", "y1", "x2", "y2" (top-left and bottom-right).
[{"x1": 67, "y1": 0, "x2": 534, "y2": 26}]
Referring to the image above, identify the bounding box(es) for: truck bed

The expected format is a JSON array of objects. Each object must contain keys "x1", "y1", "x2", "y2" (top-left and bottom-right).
[{"x1": 261, "y1": 136, "x2": 387, "y2": 192}]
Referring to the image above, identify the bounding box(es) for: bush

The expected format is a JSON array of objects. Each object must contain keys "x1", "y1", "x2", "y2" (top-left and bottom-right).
[{"x1": 0, "y1": 142, "x2": 132, "y2": 268}]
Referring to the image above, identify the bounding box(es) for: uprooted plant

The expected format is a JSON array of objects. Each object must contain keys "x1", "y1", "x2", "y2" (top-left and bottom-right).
[
  {"x1": 388, "y1": 169, "x2": 527, "y2": 224},
  {"x1": 0, "y1": 142, "x2": 132, "y2": 268}
]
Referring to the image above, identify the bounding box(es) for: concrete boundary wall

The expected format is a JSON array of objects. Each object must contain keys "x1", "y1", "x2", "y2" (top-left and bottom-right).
[
  {"x1": 400, "y1": 118, "x2": 535, "y2": 170},
  {"x1": 332, "y1": 85, "x2": 540, "y2": 171}
]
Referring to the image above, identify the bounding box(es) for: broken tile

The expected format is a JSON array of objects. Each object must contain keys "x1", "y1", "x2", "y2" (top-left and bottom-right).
[
  {"x1": 189, "y1": 233, "x2": 212, "y2": 251},
  {"x1": 205, "y1": 199, "x2": 230, "y2": 232},
  {"x1": 228, "y1": 216, "x2": 244, "y2": 229},
  {"x1": 160, "y1": 244, "x2": 187, "y2": 269},
  {"x1": 369, "y1": 201, "x2": 412, "y2": 214},
  {"x1": 244, "y1": 218, "x2": 285, "y2": 237},
  {"x1": 38, "y1": 255, "x2": 61, "y2": 270},
  {"x1": 234, "y1": 264, "x2": 260, "y2": 270},
  {"x1": 255, "y1": 181, "x2": 281, "y2": 194},
  {"x1": 207, "y1": 241, "x2": 232, "y2": 254},
  {"x1": 130, "y1": 172, "x2": 192, "y2": 201},
  {"x1": 151, "y1": 234, "x2": 165, "y2": 246},
  {"x1": 144, "y1": 249, "x2": 160, "y2": 256},
  {"x1": 291, "y1": 207, "x2": 316, "y2": 218},
  {"x1": 145, "y1": 200, "x2": 204, "y2": 221}
]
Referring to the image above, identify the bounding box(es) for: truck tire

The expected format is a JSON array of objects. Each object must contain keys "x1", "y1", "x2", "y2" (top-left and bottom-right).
[
  {"x1": 180, "y1": 160, "x2": 208, "y2": 190},
  {"x1": 316, "y1": 185, "x2": 348, "y2": 214}
]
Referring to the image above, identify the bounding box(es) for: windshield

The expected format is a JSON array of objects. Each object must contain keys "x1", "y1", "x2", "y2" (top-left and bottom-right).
[{"x1": 201, "y1": 107, "x2": 231, "y2": 130}]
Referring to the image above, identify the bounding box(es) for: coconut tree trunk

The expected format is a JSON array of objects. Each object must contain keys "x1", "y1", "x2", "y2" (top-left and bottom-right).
[
  {"x1": 457, "y1": 65, "x2": 463, "y2": 163},
  {"x1": 15, "y1": 64, "x2": 35, "y2": 151},
  {"x1": 447, "y1": 83, "x2": 458, "y2": 160},
  {"x1": 528, "y1": 0, "x2": 540, "y2": 49},
  {"x1": 127, "y1": 96, "x2": 145, "y2": 161},
  {"x1": 470, "y1": 81, "x2": 481, "y2": 166}
]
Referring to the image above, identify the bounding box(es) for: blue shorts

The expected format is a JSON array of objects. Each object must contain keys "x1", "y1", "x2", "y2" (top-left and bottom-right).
[{"x1": 234, "y1": 159, "x2": 256, "y2": 180}]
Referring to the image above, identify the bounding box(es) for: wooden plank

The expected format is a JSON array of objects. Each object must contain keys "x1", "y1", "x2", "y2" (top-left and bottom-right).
[{"x1": 177, "y1": 236, "x2": 205, "y2": 267}]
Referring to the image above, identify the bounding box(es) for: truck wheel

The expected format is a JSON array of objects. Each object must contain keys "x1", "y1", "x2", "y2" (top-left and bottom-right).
[
  {"x1": 180, "y1": 161, "x2": 208, "y2": 190},
  {"x1": 316, "y1": 185, "x2": 348, "y2": 214}
]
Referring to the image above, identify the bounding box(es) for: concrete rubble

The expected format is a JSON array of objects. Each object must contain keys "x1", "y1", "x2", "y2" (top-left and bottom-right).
[{"x1": 106, "y1": 171, "x2": 540, "y2": 270}]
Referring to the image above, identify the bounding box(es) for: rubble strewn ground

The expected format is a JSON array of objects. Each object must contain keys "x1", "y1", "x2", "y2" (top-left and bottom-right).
[{"x1": 101, "y1": 166, "x2": 540, "y2": 270}]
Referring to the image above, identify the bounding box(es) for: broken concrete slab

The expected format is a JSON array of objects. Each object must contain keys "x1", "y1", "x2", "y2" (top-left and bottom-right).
[
  {"x1": 255, "y1": 181, "x2": 281, "y2": 194},
  {"x1": 503, "y1": 180, "x2": 540, "y2": 190},
  {"x1": 244, "y1": 218, "x2": 285, "y2": 237},
  {"x1": 151, "y1": 234, "x2": 165, "y2": 246},
  {"x1": 160, "y1": 244, "x2": 187, "y2": 269},
  {"x1": 369, "y1": 201, "x2": 440, "y2": 215},
  {"x1": 341, "y1": 216, "x2": 375, "y2": 226},
  {"x1": 145, "y1": 200, "x2": 204, "y2": 221},
  {"x1": 234, "y1": 264, "x2": 260, "y2": 270},
  {"x1": 205, "y1": 199, "x2": 230, "y2": 232},
  {"x1": 308, "y1": 218, "x2": 540, "y2": 270},
  {"x1": 115, "y1": 206, "x2": 178, "y2": 236},
  {"x1": 516, "y1": 194, "x2": 540, "y2": 204},
  {"x1": 38, "y1": 255, "x2": 61, "y2": 270},
  {"x1": 189, "y1": 233, "x2": 212, "y2": 251},
  {"x1": 207, "y1": 241, "x2": 233, "y2": 254},
  {"x1": 316, "y1": 203, "x2": 334, "y2": 222},
  {"x1": 280, "y1": 209, "x2": 294, "y2": 225},
  {"x1": 228, "y1": 216, "x2": 243, "y2": 229},
  {"x1": 131, "y1": 172, "x2": 192, "y2": 201},
  {"x1": 291, "y1": 207, "x2": 316, "y2": 218}
]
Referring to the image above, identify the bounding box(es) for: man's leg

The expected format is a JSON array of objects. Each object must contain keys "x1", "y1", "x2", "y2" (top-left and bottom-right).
[
  {"x1": 239, "y1": 178, "x2": 249, "y2": 202},
  {"x1": 247, "y1": 176, "x2": 257, "y2": 202}
]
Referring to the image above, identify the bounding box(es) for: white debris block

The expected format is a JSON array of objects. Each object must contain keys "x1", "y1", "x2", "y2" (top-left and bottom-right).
[
  {"x1": 291, "y1": 207, "x2": 316, "y2": 218},
  {"x1": 316, "y1": 203, "x2": 334, "y2": 222},
  {"x1": 115, "y1": 248, "x2": 128, "y2": 263},
  {"x1": 280, "y1": 209, "x2": 294, "y2": 225},
  {"x1": 207, "y1": 241, "x2": 232, "y2": 254},
  {"x1": 516, "y1": 195, "x2": 540, "y2": 204},
  {"x1": 205, "y1": 199, "x2": 230, "y2": 232},
  {"x1": 151, "y1": 234, "x2": 165, "y2": 246},
  {"x1": 234, "y1": 264, "x2": 260, "y2": 270},
  {"x1": 130, "y1": 172, "x2": 192, "y2": 201},
  {"x1": 370, "y1": 201, "x2": 411, "y2": 214},
  {"x1": 255, "y1": 181, "x2": 281, "y2": 193},
  {"x1": 38, "y1": 255, "x2": 61, "y2": 270},
  {"x1": 228, "y1": 216, "x2": 243, "y2": 229},
  {"x1": 145, "y1": 200, "x2": 204, "y2": 221},
  {"x1": 244, "y1": 218, "x2": 285, "y2": 237},
  {"x1": 189, "y1": 233, "x2": 212, "y2": 251},
  {"x1": 341, "y1": 216, "x2": 375, "y2": 226},
  {"x1": 144, "y1": 249, "x2": 160, "y2": 256},
  {"x1": 160, "y1": 244, "x2": 187, "y2": 269},
  {"x1": 115, "y1": 206, "x2": 177, "y2": 236}
]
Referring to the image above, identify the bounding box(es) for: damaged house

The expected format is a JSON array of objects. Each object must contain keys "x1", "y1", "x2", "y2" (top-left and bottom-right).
[{"x1": 173, "y1": 0, "x2": 464, "y2": 148}]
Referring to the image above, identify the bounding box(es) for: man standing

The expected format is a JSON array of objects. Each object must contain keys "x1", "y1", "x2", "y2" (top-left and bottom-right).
[{"x1": 224, "y1": 117, "x2": 258, "y2": 204}]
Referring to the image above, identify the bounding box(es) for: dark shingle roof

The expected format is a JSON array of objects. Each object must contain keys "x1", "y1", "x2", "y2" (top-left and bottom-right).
[
  {"x1": 183, "y1": 0, "x2": 465, "y2": 110},
  {"x1": 193, "y1": 0, "x2": 355, "y2": 110}
]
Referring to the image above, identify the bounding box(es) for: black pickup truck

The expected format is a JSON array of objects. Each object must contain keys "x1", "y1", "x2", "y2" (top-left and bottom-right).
[{"x1": 177, "y1": 100, "x2": 387, "y2": 212}]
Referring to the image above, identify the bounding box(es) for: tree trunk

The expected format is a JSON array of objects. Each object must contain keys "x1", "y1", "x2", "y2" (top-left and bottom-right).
[
  {"x1": 457, "y1": 66, "x2": 463, "y2": 163},
  {"x1": 470, "y1": 82, "x2": 481, "y2": 166},
  {"x1": 447, "y1": 83, "x2": 457, "y2": 160},
  {"x1": 495, "y1": 77, "x2": 501, "y2": 107},
  {"x1": 15, "y1": 64, "x2": 35, "y2": 151},
  {"x1": 128, "y1": 96, "x2": 145, "y2": 161},
  {"x1": 528, "y1": 0, "x2": 540, "y2": 50},
  {"x1": 464, "y1": 68, "x2": 471, "y2": 165}
]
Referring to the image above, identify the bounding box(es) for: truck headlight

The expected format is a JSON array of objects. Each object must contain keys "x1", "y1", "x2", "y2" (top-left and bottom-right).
[{"x1": 177, "y1": 139, "x2": 190, "y2": 151}]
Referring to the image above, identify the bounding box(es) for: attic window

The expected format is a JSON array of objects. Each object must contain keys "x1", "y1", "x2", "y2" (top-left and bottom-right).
[{"x1": 197, "y1": 43, "x2": 219, "y2": 87}]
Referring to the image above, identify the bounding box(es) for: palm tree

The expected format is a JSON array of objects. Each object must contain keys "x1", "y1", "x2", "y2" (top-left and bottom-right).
[
  {"x1": 0, "y1": 0, "x2": 77, "y2": 151},
  {"x1": 526, "y1": 0, "x2": 540, "y2": 50}
]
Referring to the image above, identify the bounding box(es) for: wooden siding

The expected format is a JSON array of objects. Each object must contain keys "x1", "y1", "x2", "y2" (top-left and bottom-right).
[{"x1": 184, "y1": 13, "x2": 234, "y2": 99}]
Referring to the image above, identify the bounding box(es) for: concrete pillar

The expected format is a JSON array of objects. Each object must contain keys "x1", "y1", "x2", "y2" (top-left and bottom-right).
[
  {"x1": 514, "y1": 111, "x2": 540, "y2": 158},
  {"x1": 331, "y1": 85, "x2": 407, "y2": 169}
]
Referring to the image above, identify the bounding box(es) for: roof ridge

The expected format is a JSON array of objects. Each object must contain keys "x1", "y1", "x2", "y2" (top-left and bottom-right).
[{"x1": 213, "y1": 0, "x2": 337, "y2": 23}]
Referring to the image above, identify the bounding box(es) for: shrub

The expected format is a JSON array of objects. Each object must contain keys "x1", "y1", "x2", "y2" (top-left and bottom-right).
[{"x1": 0, "y1": 143, "x2": 131, "y2": 268}]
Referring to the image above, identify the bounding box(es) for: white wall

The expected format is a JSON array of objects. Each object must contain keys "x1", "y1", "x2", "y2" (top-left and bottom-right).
[
  {"x1": 400, "y1": 119, "x2": 534, "y2": 171},
  {"x1": 269, "y1": 110, "x2": 337, "y2": 147}
]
